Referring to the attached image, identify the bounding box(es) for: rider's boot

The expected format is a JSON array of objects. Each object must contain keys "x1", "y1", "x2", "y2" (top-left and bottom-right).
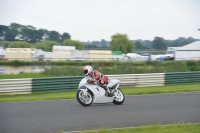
[
  {"x1": 99, "y1": 81, "x2": 113, "y2": 97},
  {"x1": 104, "y1": 85, "x2": 113, "y2": 97}
]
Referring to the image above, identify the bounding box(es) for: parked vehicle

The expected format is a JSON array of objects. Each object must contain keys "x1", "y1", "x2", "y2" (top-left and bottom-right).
[{"x1": 127, "y1": 53, "x2": 150, "y2": 61}]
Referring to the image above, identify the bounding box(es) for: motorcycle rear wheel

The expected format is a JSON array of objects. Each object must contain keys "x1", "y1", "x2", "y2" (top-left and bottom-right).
[
  {"x1": 76, "y1": 90, "x2": 93, "y2": 106},
  {"x1": 113, "y1": 89, "x2": 125, "y2": 105}
]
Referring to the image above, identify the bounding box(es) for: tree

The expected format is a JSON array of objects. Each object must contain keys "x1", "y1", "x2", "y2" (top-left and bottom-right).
[
  {"x1": 35, "y1": 41, "x2": 59, "y2": 51},
  {"x1": 2, "y1": 41, "x2": 11, "y2": 48},
  {"x1": 0, "y1": 25, "x2": 8, "y2": 40},
  {"x1": 100, "y1": 39, "x2": 107, "y2": 47},
  {"x1": 0, "y1": 41, "x2": 11, "y2": 48},
  {"x1": 39, "y1": 29, "x2": 49, "y2": 41},
  {"x1": 63, "y1": 39, "x2": 83, "y2": 50},
  {"x1": 5, "y1": 29, "x2": 19, "y2": 41},
  {"x1": 34, "y1": 42, "x2": 47, "y2": 51},
  {"x1": 92, "y1": 41, "x2": 100, "y2": 45},
  {"x1": 21, "y1": 28, "x2": 44, "y2": 43},
  {"x1": 110, "y1": 33, "x2": 134, "y2": 53},
  {"x1": 41, "y1": 41, "x2": 60, "y2": 52},
  {"x1": 10, "y1": 23, "x2": 24, "y2": 31},
  {"x1": 62, "y1": 32, "x2": 71, "y2": 42},
  {"x1": 21, "y1": 28, "x2": 34, "y2": 42},
  {"x1": 34, "y1": 30, "x2": 44, "y2": 42},
  {"x1": 152, "y1": 37, "x2": 167, "y2": 50},
  {"x1": 0, "y1": 23, "x2": 72, "y2": 44},
  {"x1": 26, "y1": 25, "x2": 36, "y2": 30},
  {"x1": 49, "y1": 31, "x2": 62, "y2": 42},
  {"x1": 135, "y1": 41, "x2": 145, "y2": 49},
  {"x1": 9, "y1": 41, "x2": 31, "y2": 48}
]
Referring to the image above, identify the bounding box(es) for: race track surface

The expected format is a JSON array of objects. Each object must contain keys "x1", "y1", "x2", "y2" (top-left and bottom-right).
[{"x1": 0, "y1": 92, "x2": 200, "y2": 133}]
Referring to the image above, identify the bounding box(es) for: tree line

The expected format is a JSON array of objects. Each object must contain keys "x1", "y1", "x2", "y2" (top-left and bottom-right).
[
  {"x1": 0, "y1": 23, "x2": 83, "y2": 51},
  {"x1": 83, "y1": 37, "x2": 199, "y2": 50},
  {"x1": 0, "y1": 40, "x2": 84, "y2": 52},
  {"x1": 0, "y1": 23, "x2": 134, "y2": 53},
  {"x1": 134, "y1": 37, "x2": 199, "y2": 50},
  {"x1": 0, "y1": 23, "x2": 199, "y2": 53},
  {"x1": 0, "y1": 23, "x2": 70, "y2": 43}
]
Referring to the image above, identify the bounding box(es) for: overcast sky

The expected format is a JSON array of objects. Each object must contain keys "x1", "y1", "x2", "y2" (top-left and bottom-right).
[{"x1": 0, "y1": 0, "x2": 200, "y2": 41}]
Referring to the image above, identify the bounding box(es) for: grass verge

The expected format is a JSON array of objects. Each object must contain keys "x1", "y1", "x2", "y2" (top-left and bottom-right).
[
  {"x1": 80, "y1": 123, "x2": 200, "y2": 133},
  {"x1": 0, "y1": 83, "x2": 200, "y2": 102}
]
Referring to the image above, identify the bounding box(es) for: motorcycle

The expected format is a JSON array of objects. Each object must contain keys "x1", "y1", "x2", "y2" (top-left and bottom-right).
[{"x1": 76, "y1": 77, "x2": 125, "y2": 106}]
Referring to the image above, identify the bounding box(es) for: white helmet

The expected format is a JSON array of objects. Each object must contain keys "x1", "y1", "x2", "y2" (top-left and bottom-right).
[{"x1": 83, "y1": 65, "x2": 93, "y2": 76}]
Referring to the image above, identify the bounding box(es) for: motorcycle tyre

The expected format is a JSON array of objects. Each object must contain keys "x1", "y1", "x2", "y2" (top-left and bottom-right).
[
  {"x1": 76, "y1": 90, "x2": 93, "y2": 106},
  {"x1": 113, "y1": 89, "x2": 125, "y2": 105}
]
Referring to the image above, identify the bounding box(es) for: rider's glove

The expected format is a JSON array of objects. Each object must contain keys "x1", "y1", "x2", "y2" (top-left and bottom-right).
[{"x1": 87, "y1": 79, "x2": 95, "y2": 83}]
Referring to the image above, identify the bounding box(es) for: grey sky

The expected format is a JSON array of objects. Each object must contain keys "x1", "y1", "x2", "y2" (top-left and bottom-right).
[{"x1": 0, "y1": 0, "x2": 200, "y2": 41}]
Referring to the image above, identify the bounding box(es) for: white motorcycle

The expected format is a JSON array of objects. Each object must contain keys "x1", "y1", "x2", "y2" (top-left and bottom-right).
[{"x1": 76, "y1": 77, "x2": 125, "y2": 106}]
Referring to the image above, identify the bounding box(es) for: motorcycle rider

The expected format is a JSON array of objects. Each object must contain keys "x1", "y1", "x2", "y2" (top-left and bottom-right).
[{"x1": 83, "y1": 65, "x2": 112, "y2": 96}]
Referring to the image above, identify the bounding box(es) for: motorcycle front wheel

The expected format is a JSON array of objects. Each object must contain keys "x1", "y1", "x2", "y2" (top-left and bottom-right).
[
  {"x1": 113, "y1": 89, "x2": 125, "y2": 105},
  {"x1": 76, "y1": 90, "x2": 93, "y2": 106}
]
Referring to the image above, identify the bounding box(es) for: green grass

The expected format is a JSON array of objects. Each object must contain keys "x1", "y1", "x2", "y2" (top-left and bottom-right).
[
  {"x1": 81, "y1": 123, "x2": 200, "y2": 133},
  {"x1": 122, "y1": 83, "x2": 200, "y2": 95},
  {"x1": 0, "y1": 83, "x2": 200, "y2": 102},
  {"x1": 0, "y1": 90, "x2": 77, "y2": 102},
  {"x1": 0, "y1": 72, "x2": 48, "y2": 79}
]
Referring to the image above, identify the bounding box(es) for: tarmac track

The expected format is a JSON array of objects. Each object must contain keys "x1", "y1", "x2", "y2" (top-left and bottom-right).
[{"x1": 0, "y1": 92, "x2": 200, "y2": 133}]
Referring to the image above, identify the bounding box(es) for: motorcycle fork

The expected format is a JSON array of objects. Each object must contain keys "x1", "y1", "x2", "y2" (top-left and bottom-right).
[
  {"x1": 111, "y1": 83, "x2": 120, "y2": 93},
  {"x1": 80, "y1": 88, "x2": 88, "y2": 96}
]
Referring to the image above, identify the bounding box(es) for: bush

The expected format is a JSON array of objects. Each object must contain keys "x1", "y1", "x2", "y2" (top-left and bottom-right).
[
  {"x1": 42, "y1": 61, "x2": 200, "y2": 76},
  {"x1": 1, "y1": 61, "x2": 200, "y2": 78}
]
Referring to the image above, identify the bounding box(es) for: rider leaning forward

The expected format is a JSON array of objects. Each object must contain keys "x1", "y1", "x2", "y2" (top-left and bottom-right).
[{"x1": 83, "y1": 65, "x2": 112, "y2": 96}]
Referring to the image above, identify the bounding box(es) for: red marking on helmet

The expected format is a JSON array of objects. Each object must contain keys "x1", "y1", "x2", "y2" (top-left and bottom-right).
[{"x1": 84, "y1": 65, "x2": 90, "y2": 70}]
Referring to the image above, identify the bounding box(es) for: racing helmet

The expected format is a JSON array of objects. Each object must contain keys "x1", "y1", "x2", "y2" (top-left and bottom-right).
[{"x1": 83, "y1": 65, "x2": 93, "y2": 76}]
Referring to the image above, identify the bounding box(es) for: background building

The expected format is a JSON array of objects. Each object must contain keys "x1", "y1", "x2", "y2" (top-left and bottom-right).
[
  {"x1": 51, "y1": 46, "x2": 75, "y2": 61},
  {"x1": 70, "y1": 50, "x2": 88, "y2": 60},
  {"x1": 175, "y1": 41, "x2": 200, "y2": 60},
  {"x1": 5, "y1": 48, "x2": 32, "y2": 61},
  {"x1": 86, "y1": 50, "x2": 112, "y2": 61}
]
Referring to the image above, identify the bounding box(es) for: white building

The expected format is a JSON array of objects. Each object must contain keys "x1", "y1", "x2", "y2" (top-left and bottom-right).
[
  {"x1": 51, "y1": 46, "x2": 75, "y2": 61},
  {"x1": 52, "y1": 46, "x2": 75, "y2": 52},
  {"x1": 70, "y1": 50, "x2": 88, "y2": 60},
  {"x1": 165, "y1": 47, "x2": 180, "y2": 60},
  {"x1": 86, "y1": 50, "x2": 112, "y2": 61},
  {"x1": 5, "y1": 48, "x2": 33, "y2": 61},
  {"x1": 175, "y1": 41, "x2": 200, "y2": 60}
]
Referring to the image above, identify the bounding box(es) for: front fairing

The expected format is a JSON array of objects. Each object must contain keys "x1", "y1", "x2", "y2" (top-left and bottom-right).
[
  {"x1": 78, "y1": 76, "x2": 96, "y2": 89},
  {"x1": 78, "y1": 77, "x2": 88, "y2": 88}
]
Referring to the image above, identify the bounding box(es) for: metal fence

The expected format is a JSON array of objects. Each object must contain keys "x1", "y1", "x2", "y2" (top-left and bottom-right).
[
  {"x1": 0, "y1": 78, "x2": 32, "y2": 94},
  {"x1": 108, "y1": 73, "x2": 165, "y2": 87},
  {"x1": 32, "y1": 76, "x2": 83, "y2": 92},
  {"x1": 165, "y1": 71, "x2": 200, "y2": 84}
]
